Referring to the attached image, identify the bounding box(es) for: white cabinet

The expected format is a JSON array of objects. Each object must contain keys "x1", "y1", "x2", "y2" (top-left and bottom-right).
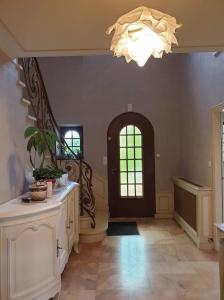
[
  {"x1": 58, "y1": 188, "x2": 80, "y2": 273},
  {"x1": 0, "y1": 182, "x2": 79, "y2": 300},
  {"x1": 58, "y1": 200, "x2": 69, "y2": 273},
  {"x1": 73, "y1": 187, "x2": 80, "y2": 251},
  {"x1": 67, "y1": 192, "x2": 75, "y2": 254},
  {"x1": 66, "y1": 188, "x2": 80, "y2": 254},
  {"x1": 0, "y1": 211, "x2": 61, "y2": 300}
]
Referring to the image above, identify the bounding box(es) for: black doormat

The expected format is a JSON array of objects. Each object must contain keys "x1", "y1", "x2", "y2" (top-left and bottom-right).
[{"x1": 107, "y1": 222, "x2": 139, "y2": 236}]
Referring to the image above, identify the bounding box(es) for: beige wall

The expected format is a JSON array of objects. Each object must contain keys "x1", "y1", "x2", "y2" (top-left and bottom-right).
[
  {"x1": 0, "y1": 54, "x2": 29, "y2": 204},
  {"x1": 39, "y1": 55, "x2": 183, "y2": 192},
  {"x1": 0, "y1": 52, "x2": 222, "y2": 206},
  {"x1": 39, "y1": 53, "x2": 224, "y2": 191},
  {"x1": 179, "y1": 52, "x2": 224, "y2": 187}
]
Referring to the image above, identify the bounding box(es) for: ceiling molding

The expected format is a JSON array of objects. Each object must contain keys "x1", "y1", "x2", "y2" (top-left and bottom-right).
[
  {"x1": 1, "y1": 1, "x2": 224, "y2": 58},
  {"x1": 0, "y1": 20, "x2": 23, "y2": 58}
]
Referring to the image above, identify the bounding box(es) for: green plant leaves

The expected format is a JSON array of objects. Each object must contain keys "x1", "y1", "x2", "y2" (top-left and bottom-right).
[
  {"x1": 27, "y1": 136, "x2": 36, "y2": 152},
  {"x1": 33, "y1": 166, "x2": 65, "y2": 180},
  {"x1": 24, "y1": 126, "x2": 37, "y2": 138},
  {"x1": 43, "y1": 129, "x2": 59, "y2": 151},
  {"x1": 24, "y1": 126, "x2": 59, "y2": 168}
]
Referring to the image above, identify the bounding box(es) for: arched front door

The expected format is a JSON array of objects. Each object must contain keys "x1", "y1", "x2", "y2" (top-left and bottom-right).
[{"x1": 107, "y1": 112, "x2": 155, "y2": 218}]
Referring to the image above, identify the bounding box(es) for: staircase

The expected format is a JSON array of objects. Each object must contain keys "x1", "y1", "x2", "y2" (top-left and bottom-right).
[
  {"x1": 80, "y1": 210, "x2": 108, "y2": 243},
  {"x1": 15, "y1": 57, "x2": 108, "y2": 241},
  {"x1": 80, "y1": 173, "x2": 108, "y2": 242}
]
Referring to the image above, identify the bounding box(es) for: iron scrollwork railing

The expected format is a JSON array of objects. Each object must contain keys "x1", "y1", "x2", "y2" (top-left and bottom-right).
[{"x1": 21, "y1": 57, "x2": 96, "y2": 228}]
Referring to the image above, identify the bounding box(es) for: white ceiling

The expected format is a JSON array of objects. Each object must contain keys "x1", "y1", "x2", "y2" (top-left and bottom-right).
[{"x1": 1, "y1": 0, "x2": 224, "y2": 58}]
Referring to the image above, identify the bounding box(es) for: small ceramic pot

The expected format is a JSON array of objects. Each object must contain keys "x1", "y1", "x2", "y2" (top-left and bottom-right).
[{"x1": 29, "y1": 183, "x2": 47, "y2": 201}]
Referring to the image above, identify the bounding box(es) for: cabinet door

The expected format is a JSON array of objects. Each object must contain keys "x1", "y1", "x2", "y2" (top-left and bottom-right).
[
  {"x1": 59, "y1": 200, "x2": 69, "y2": 273},
  {"x1": 0, "y1": 212, "x2": 60, "y2": 300},
  {"x1": 74, "y1": 186, "x2": 80, "y2": 246},
  {"x1": 67, "y1": 192, "x2": 75, "y2": 253}
]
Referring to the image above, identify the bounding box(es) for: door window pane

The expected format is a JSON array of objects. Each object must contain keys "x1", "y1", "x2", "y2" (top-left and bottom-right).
[
  {"x1": 136, "y1": 160, "x2": 142, "y2": 171},
  {"x1": 120, "y1": 136, "x2": 126, "y2": 147},
  {"x1": 136, "y1": 172, "x2": 143, "y2": 183},
  {"x1": 120, "y1": 148, "x2": 127, "y2": 159},
  {"x1": 128, "y1": 172, "x2": 135, "y2": 184},
  {"x1": 121, "y1": 185, "x2": 128, "y2": 196},
  {"x1": 119, "y1": 125, "x2": 143, "y2": 197},
  {"x1": 135, "y1": 135, "x2": 142, "y2": 147},
  {"x1": 127, "y1": 148, "x2": 134, "y2": 159},
  {"x1": 135, "y1": 127, "x2": 141, "y2": 134},
  {"x1": 120, "y1": 127, "x2": 126, "y2": 135},
  {"x1": 120, "y1": 172, "x2": 127, "y2": 184},
  {"x1": 127, "y1": 125, "x2": 134, "y2": 134},
  {"x1": 120, "y1": 160, "x2": 127, "y2": 171},
  {"x1": 135, "y1": 148, "x2": 142, "y2": 159},
  {"x1": 136, "y1": 185, "x2": 143, "y2": 196},
  {"x1": 128, "y1": 160, "x2": 135, "y2": 171},
  {"x1": 127, "y1": 135, "x2": 134, "y2": 147},
  {"x1": 128, "y1": 185, "x2": 135, "y2": 196}
]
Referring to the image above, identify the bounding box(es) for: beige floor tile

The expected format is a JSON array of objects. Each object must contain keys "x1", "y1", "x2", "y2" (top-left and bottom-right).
[
  {"x1": 177, "y1": 288, "x2": 220, "y2": 300},
  {"x1": 96, "y1": 289, "x2": 131, "y2": 300},
  {"x1": 59, "y1": 220, "x2": 219, "y2": 300},
  {"x1": 60, "y1": 290, "x2": 96, "y2": 300}
]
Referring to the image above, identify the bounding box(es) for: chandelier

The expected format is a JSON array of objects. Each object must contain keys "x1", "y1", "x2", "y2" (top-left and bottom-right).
[{"x1": 106, "y1": 6, "x2": 181, "y2": 67}]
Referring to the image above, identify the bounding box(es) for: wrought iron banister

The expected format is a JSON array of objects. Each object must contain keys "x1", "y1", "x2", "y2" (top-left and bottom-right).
[{"x1": 21, "y1": 57, "x2": 96, "y2": 228}]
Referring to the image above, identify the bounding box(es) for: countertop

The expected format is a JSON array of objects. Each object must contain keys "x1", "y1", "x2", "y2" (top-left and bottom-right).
[{"x1": 0, "y1": 181, "x2": 78, "y2": 222}]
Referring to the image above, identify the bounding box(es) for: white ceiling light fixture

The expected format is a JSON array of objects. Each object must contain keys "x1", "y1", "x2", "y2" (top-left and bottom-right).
[{"x1": 106, "y1": 6, "x2": 181, "y2": 67}]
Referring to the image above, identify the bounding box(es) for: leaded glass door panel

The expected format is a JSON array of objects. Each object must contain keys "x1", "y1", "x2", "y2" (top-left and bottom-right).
[{"x1": 107, "y1": 112, "x2": 155, "y2": 218}]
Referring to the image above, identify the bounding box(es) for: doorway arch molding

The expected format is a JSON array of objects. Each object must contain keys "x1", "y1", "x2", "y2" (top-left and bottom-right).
[{"x1": 107, "y1": 112, "x2": 156, "y2": 218}]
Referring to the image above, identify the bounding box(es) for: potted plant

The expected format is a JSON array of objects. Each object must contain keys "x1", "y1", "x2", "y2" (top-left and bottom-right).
[
  {"x1": 33, "y1": 166, "x2": 66, "y2": 197},
  {"x1": 24, "y1": 126, "x2": 66, "y2": 199},
  {"x1": 33, "y1": 166, "x2": 65, "y2": 184},
  {"x1": 24, "y1": 126, "x2": 59, "y2": 168}
]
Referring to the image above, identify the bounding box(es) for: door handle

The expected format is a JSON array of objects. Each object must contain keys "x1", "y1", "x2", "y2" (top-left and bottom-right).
[
  {"x1": 57, "y1": 240, "x2": 62, "y2": 257},
  {"x1": 111, "y1": 168, "x2": 117, "y2": 174}
]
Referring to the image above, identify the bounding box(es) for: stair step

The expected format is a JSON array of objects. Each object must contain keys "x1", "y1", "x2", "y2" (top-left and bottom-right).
[
  {"x1": 21, "y1": 97, "x2": 31, "y2": 105},
  {"x1": 80, "y1": 210, "x2": 108, "y2": 243},
  {"x1": 27, "y1": 115, "x2": 37, "y2": 122},
  {"x1": 12, "y1": 59, "x2": 23, "y2": 71},
  {"x1": 80, "y1": 214, "x2": 92, "y2": 230},
  {"x1": 17, "y1": 80, "x2": 26, "y2": 88}
]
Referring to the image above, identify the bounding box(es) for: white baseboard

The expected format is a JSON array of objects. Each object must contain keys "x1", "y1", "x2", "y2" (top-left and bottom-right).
[
  {"x1": 156, "y1": 192, "x2": 173, "y2": 219},
  {"x1": 174, "y1": 211, "x2": 213, "y2": 250},
  {"x1": 213, "y1": 224, "x2": 220, "y2": 251},
  {"x1": 174, "y1": 211, "x2": 197, "y2": 244},
  {"x1": 155, "y1": 213, "x2": 173, "y2": 219}
]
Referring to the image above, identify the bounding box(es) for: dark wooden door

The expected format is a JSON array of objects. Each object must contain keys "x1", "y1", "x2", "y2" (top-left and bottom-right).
[{"x1": 107, "y1": 112, "x2": 155, "y2": 218}]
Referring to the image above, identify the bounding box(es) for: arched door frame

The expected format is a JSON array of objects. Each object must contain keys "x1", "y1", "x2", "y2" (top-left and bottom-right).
[{"x1": 107, "y1": 112, "x2": 156, "y2": 218}]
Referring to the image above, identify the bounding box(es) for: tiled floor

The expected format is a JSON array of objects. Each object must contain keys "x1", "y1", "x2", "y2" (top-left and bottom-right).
[{"x1": 60, "y1": 219, "x2": 219, "y2": 300}]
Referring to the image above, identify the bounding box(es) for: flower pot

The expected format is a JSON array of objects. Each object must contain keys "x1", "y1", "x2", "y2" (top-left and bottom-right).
[{"x1": 29, "y1": 182, "x2": 47, "y2": 201}]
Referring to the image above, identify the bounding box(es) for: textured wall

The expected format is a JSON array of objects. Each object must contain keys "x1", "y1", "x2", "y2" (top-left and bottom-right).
[
  {"x1": 39, "y1": 53, "x2": 224, "y2": 190},
  {"x1": 1, "y1": 52, "x2": 223, "y2": 205},
  {"x1": 179, "y1": 52, "x2": 224, "y2": 186},
  {"x1": 0, "y1": 55, "x2": 29, "y2": 203},
  {"x1": 39, "y1": 55, "x2": 183, "y2": 192}
]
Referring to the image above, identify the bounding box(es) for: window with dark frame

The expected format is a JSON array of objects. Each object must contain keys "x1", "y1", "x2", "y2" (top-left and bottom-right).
[
  {"x1": 59, "y1": 126, "x2": 84, "y2": 159},
  {"x1": 119, "y1": 124, "x2": 143, "y2": 197}
]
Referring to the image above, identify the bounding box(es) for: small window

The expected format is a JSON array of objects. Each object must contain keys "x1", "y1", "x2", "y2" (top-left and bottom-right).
[{"x1": 59, "y1": 126, "x2": 83, "y2": 159}]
